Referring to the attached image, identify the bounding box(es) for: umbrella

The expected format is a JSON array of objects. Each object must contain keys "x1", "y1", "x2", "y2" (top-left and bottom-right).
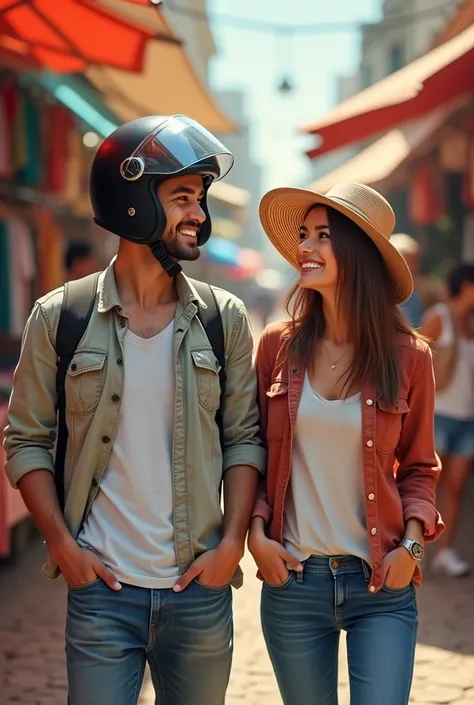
[{"x1": 0, "y1": 0, "x2": 156, "y2": 73}]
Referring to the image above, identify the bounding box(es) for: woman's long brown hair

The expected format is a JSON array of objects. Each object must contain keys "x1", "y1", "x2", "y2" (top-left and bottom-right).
[{"x1": 285, "y1": 206, "x2": 420, "y2": 407}]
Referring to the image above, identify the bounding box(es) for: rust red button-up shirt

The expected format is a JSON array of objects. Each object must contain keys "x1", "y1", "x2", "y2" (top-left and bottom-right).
[{"x1": 253, "y1": 322, "x2": 444, "y2": 593}]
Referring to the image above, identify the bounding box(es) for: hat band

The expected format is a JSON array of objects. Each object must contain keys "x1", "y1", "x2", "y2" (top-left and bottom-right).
[{"x1": 330, "y1": 196, "x2": 381, "y2": 233}]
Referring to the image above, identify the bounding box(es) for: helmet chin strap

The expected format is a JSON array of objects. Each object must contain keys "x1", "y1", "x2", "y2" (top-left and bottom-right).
[{"x1": 149, "y1": 241, "x2": 182, "y2": 277}]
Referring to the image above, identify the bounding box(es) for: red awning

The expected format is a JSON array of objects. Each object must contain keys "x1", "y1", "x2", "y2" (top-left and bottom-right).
[
  {"x1": 301, "y1": 24, "x2": 474, "y2": 159},
  {"x1": 0, "y1": 0, "x2": 155, "y2": 73},
  {"x1": 309, "y1": 100, "x2": 465, "y2": 193}
]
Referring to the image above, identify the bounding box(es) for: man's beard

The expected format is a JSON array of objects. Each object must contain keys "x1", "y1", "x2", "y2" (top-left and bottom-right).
[{"x1": 163, "y1": 221, "x2": 201, "y2": 262}]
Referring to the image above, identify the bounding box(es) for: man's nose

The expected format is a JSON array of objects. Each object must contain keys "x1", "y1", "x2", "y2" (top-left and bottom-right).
[{"x1": 188, "y1": 202, "x2": 206, "y2": 223}]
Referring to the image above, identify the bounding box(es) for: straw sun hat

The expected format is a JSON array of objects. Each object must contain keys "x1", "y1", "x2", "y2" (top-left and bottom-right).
[{"x1": 259, "y1": 182, "x2": 413, "y2": 304}]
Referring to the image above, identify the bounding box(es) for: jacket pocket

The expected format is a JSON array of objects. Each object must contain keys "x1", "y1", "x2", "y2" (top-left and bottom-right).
[
  {"x1": 191, "y1": 348, "x2": 221, "y2": 412},
  {"x1": 65, "y1": 350, "x2": 107, "y2": 415},
  {"x1": 376, "y1": 397, "x2": 410, "y2": 455},
  {"x1": 265, "y1": 380, "x2": 288, "y2": 440}
]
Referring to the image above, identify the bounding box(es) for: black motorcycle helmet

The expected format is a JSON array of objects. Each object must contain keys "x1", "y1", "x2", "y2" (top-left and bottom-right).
[{"x1": 90, "y1": 115, "x2": 234, "y2": 276}]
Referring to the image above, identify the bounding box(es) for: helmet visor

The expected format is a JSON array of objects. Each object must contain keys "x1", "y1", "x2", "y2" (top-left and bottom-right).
[{"x1": 120, "y1": 115, "x2": 234, "y2": 182}]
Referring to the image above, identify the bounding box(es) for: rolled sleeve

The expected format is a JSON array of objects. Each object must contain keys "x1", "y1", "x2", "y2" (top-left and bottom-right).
[
  {"x1": 221, "y1": 304, "x2": 266, "y2": 474},
  {"x1": 3, "y1": 301, "x2": 58, "y2": 488},
  {"x1": 396, "y1": 345, "x2": 444, "y2": 542}
]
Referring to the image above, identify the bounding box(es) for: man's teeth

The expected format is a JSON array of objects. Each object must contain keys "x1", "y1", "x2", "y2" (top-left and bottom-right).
[
  {"x1": 301, "y1": 262, "x2": 323, "y2": 269},
  {"x1": 179, "y1": 228, "x2": 197, "y2": 237}
]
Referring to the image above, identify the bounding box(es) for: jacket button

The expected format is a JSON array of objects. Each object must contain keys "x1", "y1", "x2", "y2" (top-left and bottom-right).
[
  {"x1": 366, "y1": 440, "x2": 373, "y2": 447},
  {"x1": 70, "y1": 363, "x2": 77, "y2": 372},
  {"x1": 117, "y1": 358, "x2": 123, "y2": 366},
  {"x1": 368, "y1": 493, "x2": 375, "y2": 500},
  {"x1": 292, "y1": 368, "x2": 298, "y2": 374},
  {"x1": 102, "y1": 435, "x2": 111, "y2": 444},
  {"x1": 91, "y1": 478, "x2": 98, "y2": 487},
  {"x1": 371, "y1": 527, "x2": 377, "y2": 535},
  {"x1": 111, "y1": 394, "x2": 120, "y2": 403},
  {"x1": 366, "y1": 398, "x2": 373, "y2": 406}
]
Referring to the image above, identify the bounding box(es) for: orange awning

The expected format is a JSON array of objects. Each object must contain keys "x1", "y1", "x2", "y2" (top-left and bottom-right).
[
  {"x1": 301, "y1": 24, "x2": 474, "y2": 159},
  {"x1": 87, "y1": 0, "x2": 237, "y2": 133},
  {"x1": 309, "y1": 101, "x2": 463, "y2": 193},
  {"x1": 0, "y1": 0, "x2": 155, "y2": 73}
]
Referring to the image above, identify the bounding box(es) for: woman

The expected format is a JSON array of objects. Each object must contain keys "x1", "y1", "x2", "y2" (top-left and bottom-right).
[
  {"x1": 421, "y1": 263, "x2": 474, "y2": 577},
  {"x1": 248, "y1": 183, "x2": 444, "y2": 705}
]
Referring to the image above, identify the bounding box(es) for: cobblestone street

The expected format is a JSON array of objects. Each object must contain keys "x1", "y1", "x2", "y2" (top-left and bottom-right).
[{"x1": 0, "y1": 485, "x2": 473, "y2": 705}]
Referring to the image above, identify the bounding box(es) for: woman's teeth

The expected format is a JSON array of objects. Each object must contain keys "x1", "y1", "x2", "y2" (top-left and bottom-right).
[{"x1": 301, "y1": 262, "x2": 323, "y2": 270}]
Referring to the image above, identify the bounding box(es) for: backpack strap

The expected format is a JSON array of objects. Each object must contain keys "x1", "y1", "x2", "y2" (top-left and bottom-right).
[
  {"x1": 54, "y1": 272, "x2": 100, "y2": 510},
  {"x1": 188, "y1": 279, "x2": 226, "y2": 449}
]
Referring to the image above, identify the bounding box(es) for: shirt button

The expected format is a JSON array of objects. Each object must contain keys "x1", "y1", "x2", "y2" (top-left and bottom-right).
[
  {"x1": 368, "y1": 493, "x2": 375, "y2": 500},
  {"x1": 102, "y1": 435, "x2": 111, "y2": 444},
  {"x1": 292, "y1": 368, "x2": 298, "y2": 374},
  {"x1": 111, "y1": 394, "x2": 120, "y2": 403},
  {"x1": 371, "y1": 527, "x2": 377, "y2": 535},
  {"x1": 70, "y1": 363, "x2": 77, "y2": 372},
  {"x1": 369, "y1": 585, "x2": 376, "y2": 593},
  {"x1": 117, "y1": 358, "x2": 123, "y2": 366},
  {"x1": 91, "y1": 478, "x2": 98, "y2": 487},
  {"x1": 366, "y1": 398, "x2": 373, "y2": 406},
  {"x1": 120, "y1": 319, "x2": 126, "y2": 328},
  {"x1": 366, "y1": 440, "x2": 373, "y2": 447}
]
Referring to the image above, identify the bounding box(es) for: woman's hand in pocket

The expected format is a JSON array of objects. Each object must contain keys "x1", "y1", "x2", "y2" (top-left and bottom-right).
[
  {"x1": 383, "y1": 546, "x2": 416, "y2": 589},
  {"x1": 248, "y1": 519, "x2": 302, "y2": 586}
]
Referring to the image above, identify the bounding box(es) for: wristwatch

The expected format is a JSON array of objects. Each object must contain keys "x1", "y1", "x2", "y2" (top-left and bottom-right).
[{"x1": 400, "y1": 538, "x2": 424, "y2": 561}]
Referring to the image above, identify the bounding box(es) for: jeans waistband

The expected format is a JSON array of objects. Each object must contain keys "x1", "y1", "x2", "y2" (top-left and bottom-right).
[{"x1": 302, "y1": 555, "x2": 371, "y2": 581}]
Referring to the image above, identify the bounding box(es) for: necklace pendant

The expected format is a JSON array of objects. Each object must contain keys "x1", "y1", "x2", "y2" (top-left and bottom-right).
[{"x1": 330, "y1": 363, "x2": 336, "y2": 370}]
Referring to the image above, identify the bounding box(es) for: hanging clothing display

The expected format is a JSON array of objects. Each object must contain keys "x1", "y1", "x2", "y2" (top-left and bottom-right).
[{"x1": 0, "y1": 70, "x2": 98, "y2": 338}]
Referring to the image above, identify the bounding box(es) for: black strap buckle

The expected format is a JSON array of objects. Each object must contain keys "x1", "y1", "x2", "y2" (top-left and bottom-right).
[{"x1": 149, "y1": 242, "x2": 182, "y2": 277}]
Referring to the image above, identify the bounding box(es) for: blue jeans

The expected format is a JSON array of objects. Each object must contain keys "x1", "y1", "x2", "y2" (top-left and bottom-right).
[
  {"x1": 66, "y1": 579, "x2": 233, "y2": 705},
  {"x1": 261, "y1": 555, "x2": 418, "y2": 705},
  {"x1": 434, "y1": 413, "x2": 474, "y2": 458}
]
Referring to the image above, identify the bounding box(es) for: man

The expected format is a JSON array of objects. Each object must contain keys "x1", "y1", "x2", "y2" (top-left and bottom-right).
[
  {"x1": 421, "y1": 262, "x2": 474, "y2": 577},
  {"x1": 65, "y1": 241, "x2": 99, "y2": 280},
  {"x1": 390, "y1": 232, "x2": 423, "y2": 328},
  {"x1": 4, "y1": 115, "x2": 265, "y2": 705}
]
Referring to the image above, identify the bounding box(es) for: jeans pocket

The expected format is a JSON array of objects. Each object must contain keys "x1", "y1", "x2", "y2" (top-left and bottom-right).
[
  {"x1": 194, "y1": 579, "x2": 230, "y2": 593},
  {"x1": 264, "y1": 572, "x2": 294, "y2": 590},
  {"x1": 382, "y1": 581, "x2": 412, "y2": 594},
  {"x1": 68, "y1": 578, "x2": 103, "y2": 592}
]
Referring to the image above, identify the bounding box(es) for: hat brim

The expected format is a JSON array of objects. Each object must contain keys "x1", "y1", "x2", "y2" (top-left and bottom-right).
[{"x1": 259, "y1": 187, "x2": 414, "y2": 304}]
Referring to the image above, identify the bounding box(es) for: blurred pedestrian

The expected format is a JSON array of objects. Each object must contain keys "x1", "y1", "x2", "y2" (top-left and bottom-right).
[
  {"x1": 421, "y1": 262, "x2": 474, "y2": 577},
  {"x1": 4, "y1": 116, "x2": 264, "y2": 705},
  {"x1": 248, "y1": 183, "x2": 444, "y2": 705},
  {"x1": 391, "y1": 232, "x2": 423, "y2": 328},
  {"x1": 65, "y1": 241, "x2": 99, "y2": 280}
]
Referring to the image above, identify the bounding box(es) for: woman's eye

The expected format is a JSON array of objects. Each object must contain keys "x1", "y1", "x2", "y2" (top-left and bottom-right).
[
  {"x1": 298, "y1": 231, "x2": 306, "y2": 241},
  {"x1": 319, "y1": 231, "x2": 330, "y2": 239}
]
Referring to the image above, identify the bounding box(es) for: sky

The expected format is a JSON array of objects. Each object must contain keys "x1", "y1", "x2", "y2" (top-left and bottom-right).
[{"x1": 208, "y1": 0, "x2": 381, "y2": 191}]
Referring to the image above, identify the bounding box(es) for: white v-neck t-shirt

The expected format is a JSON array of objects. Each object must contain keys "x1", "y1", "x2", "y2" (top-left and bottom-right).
[
  {"x1": 78, "y1": 320, "x2": 180, "y2": 588},
  {"x1": 283, "y1": 373, "x2": 370, "y2": 563}
]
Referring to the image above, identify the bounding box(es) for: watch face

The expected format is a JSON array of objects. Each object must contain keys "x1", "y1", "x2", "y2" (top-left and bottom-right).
[{"x1": 412, "y1": 542, "x2": 424, "y2": 559}]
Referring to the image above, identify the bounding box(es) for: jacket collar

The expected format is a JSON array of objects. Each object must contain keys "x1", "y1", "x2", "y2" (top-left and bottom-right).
[{"x1": 97, "y1": 257, "x2": 206, "y2": 313}]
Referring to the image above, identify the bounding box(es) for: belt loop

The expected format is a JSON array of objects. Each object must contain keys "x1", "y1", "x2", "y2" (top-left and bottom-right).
[
  {"x1": 361, "y1": 560, "x2": 371, "y2": 583},
  {"x1": 296, "y1": 561, "x2": 305, "y2": 583}
]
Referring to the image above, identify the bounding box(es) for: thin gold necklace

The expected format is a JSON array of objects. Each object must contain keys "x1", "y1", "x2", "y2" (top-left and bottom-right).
[{"x1": 324, "y1": 342, "x2": 349, "y2": 370}]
